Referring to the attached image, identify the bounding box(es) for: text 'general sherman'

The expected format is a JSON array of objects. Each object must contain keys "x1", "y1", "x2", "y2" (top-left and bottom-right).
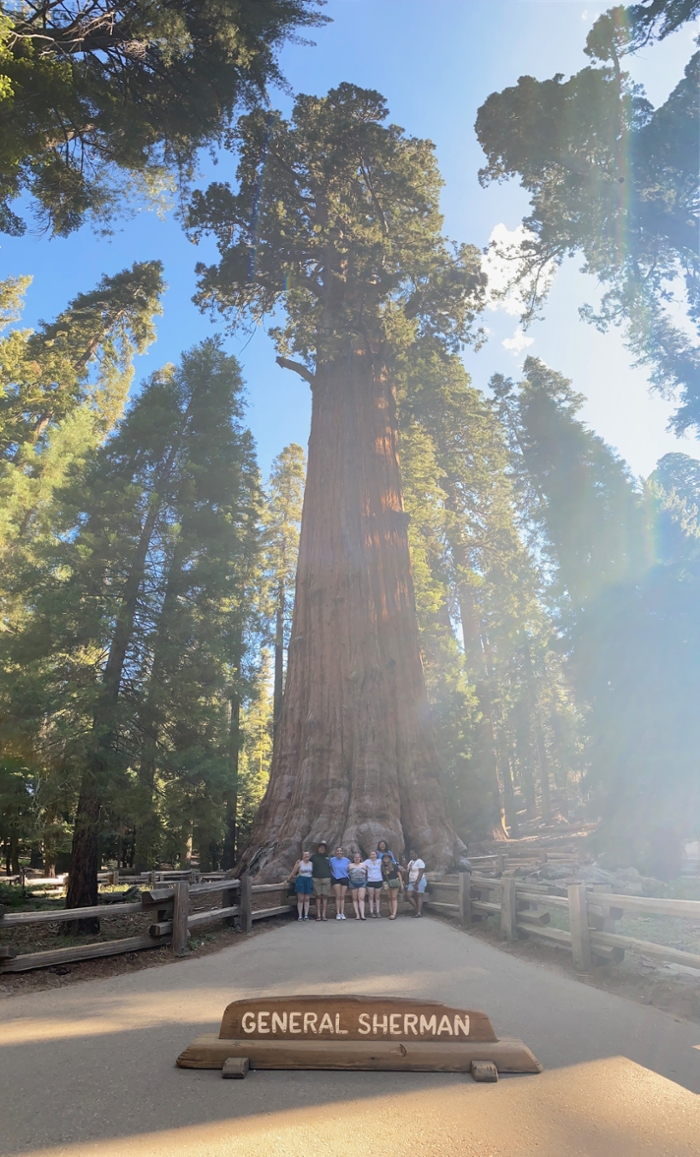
[{"x1": 238, "y1": 1010, "x2": 471, "y2": 1038}]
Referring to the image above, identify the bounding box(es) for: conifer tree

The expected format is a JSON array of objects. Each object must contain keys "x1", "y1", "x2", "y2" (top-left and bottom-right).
[
  {"x1": 1, "y1": 339, "x2": 262, "y2": 913},
  {"x1": 475, "y1": 3, "x2": 700, "y2": 433},
  {"x1": 188, "y1": 84, "x2": 486, "y2": 874},
  {"x1": 0, "y1": 0, "x2": 327, "y2": 235}
]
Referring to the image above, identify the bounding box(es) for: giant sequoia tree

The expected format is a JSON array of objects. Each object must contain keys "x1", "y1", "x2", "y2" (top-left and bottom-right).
[{"x1": 189, "y1": 84, "x2": 485, "y2": 875}]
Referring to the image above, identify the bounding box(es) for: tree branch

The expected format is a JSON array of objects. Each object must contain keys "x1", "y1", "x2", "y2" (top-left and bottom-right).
[{"x1": 276, "y1": 356, "x2": 315, "y2": 385}]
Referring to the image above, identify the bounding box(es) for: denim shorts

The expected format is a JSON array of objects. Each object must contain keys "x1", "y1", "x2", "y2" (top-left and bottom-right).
[
  {"x1": 348, "y1": 879, "x2": 365, "y2": 890},
  {"x1": 407, "y1": 876, "x2": 427, "y2": 894},
  {"x1": 295, "y1": 876, "x2": 313, "y2": 895}
]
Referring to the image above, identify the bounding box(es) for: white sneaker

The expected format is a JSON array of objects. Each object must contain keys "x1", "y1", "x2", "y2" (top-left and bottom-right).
[
  {"x1": 335, "y1": 913, "x2": 341, "y2": 919},
  {"x1": 340, "y1": 913, "x2": 346, "y2": 919}
]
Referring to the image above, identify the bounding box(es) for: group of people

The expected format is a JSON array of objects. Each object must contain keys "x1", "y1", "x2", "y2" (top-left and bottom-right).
[{"x1": 286, "y1": 841, "x2": 427, "y2": 922}]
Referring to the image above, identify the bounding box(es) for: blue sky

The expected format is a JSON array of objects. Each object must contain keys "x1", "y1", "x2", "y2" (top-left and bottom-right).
[{"x1": 1, "y1": 0, "x2": 697, "y2": 479}]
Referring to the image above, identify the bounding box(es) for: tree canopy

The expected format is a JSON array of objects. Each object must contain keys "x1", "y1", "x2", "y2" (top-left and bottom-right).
[
  {"x1": 188, "y1": 83, "x2": 486, "y2": 367},
  {"x1": 475, "y1": 2, "x2": 700, "y2": 434},
  {"x1": 0, "y1": 0, "x2": 327, "y2": 235}
]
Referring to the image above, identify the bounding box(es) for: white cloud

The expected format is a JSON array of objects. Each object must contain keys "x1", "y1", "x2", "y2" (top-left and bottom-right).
[
  {"x1": 481, "y1": 223, "x2": 554, "y2": 320},
  {"x1": 502, "y1": 326, "x2": 535, "y2": 355}
]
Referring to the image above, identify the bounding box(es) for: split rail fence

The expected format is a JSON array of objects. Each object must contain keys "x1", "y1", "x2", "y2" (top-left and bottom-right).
[
  {"x1": 4, "y1": 867, "x2": 700, "y2": 976},
  {"x1": 425, "y1": 873, "x2": 700, "y2": 972},
  {"x1": 0, "y1": 876, "x2": 296, "y2": 974}
]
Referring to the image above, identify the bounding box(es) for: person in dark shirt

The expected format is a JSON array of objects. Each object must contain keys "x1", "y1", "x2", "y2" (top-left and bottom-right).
[{"x1": 310, "y1": 841, "x2": 331, "y2": 921}]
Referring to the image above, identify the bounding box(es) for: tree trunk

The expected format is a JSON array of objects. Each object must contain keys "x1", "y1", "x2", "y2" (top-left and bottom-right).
[
  {"x1": 522, "y1": 643, "x2": 552, "y2": 823},
  {"x1": 222, "y1": 627, "x2": 242, "y2": 872},
  {"x1": 239, "y1": 351, "x2": 461, "y2": 879},
  {"x1": 499, "y1": 745, "x2": 520, "y2": 838},
  {"x1": 66, "y1": 427, "x2": 185, "y2": 911},
  {"x1": 133, "y1": 540, "x2": 187, "y2": 870},
  {"x1": 222, "y1": 697, "x2": 241, "y2": 871},
  {"x1": 273, "y1": 582, "x2": 285, "y2": 743},
  {"x1": 456, "y1": 583, "x2": 507, "y2": 838}
]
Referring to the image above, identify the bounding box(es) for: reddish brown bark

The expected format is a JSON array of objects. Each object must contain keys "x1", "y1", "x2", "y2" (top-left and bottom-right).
[{"x1": 240, "y1": 351, "x2": 461, "y2": 879}]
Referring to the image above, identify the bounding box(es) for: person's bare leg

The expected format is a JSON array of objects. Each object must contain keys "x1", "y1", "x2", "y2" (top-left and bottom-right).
[
  {"x1": 359, "y1": 888, "x2": 366, "y2": 918},
  {"x1": 304, "y1": 895, "x2": 310, "y2": 918},
  {"x1": 352, "y1": 890, "x2": 360, "y2": 918},
  {"x1": 415, "y1": 890, "x2": 424, "y2": 916},
  {"x1": 407, "y1": 889, "x2": 417, "y2": 912},
  {"x1": 390, "y1": 891, "x2": 398, "y2": 918},
  {"x1": 321, "y1": 894, "x2": 329, "y2": 920},
  {"x1": 333, "y1": 883, "x2": 342, "y2": 917},
  {"x1": 297, "y1": 894, "x2": 304, "y2": 919}
]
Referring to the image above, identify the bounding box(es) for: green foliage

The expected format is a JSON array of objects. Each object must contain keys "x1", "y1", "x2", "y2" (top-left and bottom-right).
[
  {"x1": 475, "y1": 4, "x2": 700, "y2": 433},
  {"x1": 0, "y1": 337, "x2": 266, "y2": 873},
  {"x1": 396, "y1": 350, "x2": 582, "y2": 839},
  {"x1": 188, "y1": 83, "x2": 486, "y2": 366},
  {"x1": 492, "y1": 357, "x2": 646, "y2": 611},
  {"x1": 265, "y1": 443, "x2": 305, "y2": 638},
  {"x1": 496, "y1": 354, "x2": 700, "y2": 873},
  {"x1": 0, "y1": 0, "x2": 327, "y2": 235}
]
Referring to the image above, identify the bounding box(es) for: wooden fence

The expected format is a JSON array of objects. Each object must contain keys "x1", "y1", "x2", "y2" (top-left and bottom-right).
[
  {"x1": 0, "y1": 876, "x2": 296, "y2": 973},
  {"x1": 4, "y1": 868, "x2": 700, "y2": 976},
  {"x1": 425, "y1": 873, "x2": 700, "y2": 971}
]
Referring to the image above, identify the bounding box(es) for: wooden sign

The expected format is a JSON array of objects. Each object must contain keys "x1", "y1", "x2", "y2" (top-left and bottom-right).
[
  {"x1": 177, "y1": 995, "x2": 541, "y2": 1079},
  {"x1": 219, "y1": 996, "x2": 496, "y2": 1042}
]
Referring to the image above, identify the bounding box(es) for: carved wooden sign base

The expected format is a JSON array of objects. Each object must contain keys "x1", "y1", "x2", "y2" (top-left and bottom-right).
[{"x1": 177, "y1": 995, "x2": 542, "y2": 1080}]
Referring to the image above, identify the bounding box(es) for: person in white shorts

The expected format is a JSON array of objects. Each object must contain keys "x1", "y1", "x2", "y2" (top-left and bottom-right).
[{"x1": 405, "y1": 849, "x2": 426, "y2": 917}]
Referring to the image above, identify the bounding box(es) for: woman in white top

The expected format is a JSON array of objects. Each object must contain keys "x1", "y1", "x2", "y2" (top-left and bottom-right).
[
  {"x1": 362, "y1": 850, "x2": 384, "y2": 917},
  {"x1": 286, "y1": 851, "x2": 314, "y2": 921}
]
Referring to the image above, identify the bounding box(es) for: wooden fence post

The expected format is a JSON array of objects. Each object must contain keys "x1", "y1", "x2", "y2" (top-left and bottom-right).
[
  {"x1": 224, "y1": 880, "x2": 239, "y2": 927},
  {"x1": 501, "y1": 877, "x2": 517, "y2": 941},
  {"x1": 172, "y1": 881, "x2": 190, "y2": 956},
  {"x1": 458, "y1": 871, "x2": 471, "y2": 927},
  {"x1": 239, "y1": 873, "x2": 253, "y2": 934},
  {"x1": 568, "y1": 882, "x2": 592, "y2": 971}
]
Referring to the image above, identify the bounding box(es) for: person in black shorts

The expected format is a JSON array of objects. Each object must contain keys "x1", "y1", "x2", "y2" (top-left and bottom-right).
[
  {"x1": 329, "y1": 846, "x2": 350, "y2": 920},
  {"x1": 362, "y1": 849, "x2": 384, "y2": 917}
]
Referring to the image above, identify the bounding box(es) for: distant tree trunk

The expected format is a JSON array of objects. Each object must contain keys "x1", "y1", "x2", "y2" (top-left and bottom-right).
[
  {"x1": 66, "y1": 495, "x2": 164, "y2": 923},
  {"x1": 456, "y1": 584, "x2": 507, "y2": 839},
  {"x1": 238, "y1": 350, "x2": 461, "y2": 879},
  {"x1": 133, "y1": 541, "x2": 186, "y2": 871},
  {"x1": 499, "y1": 745, "x2": 520, "y2": 838},
  {"x1": 523, "y1": 643, "x2": 552, "y2": 823},
  {"x1": 273, "y1": 582, "x2": 285, "y2": 743},
  {"x1": 222, "y1": 627, "x2": 242, "y2": 871},
  {"x1": 66, "y1": 423, "x2": 185, "y2": 919}
]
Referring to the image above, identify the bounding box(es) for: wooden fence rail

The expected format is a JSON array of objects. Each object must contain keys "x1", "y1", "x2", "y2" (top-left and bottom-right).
[
  {"x1": 424, "y1": 871, "x2": 700, "y2": 973},
  {"x1": 4, "y1": 867, "x2": 700, "y2": 976},
  {"x1": 0, "y1": 876, "x2": 298, "y2": 973}
]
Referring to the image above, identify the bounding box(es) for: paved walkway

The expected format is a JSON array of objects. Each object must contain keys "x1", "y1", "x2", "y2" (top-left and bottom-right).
[{"x1": 1, "y1": 916, "x2": 700, "y2": 1156}]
